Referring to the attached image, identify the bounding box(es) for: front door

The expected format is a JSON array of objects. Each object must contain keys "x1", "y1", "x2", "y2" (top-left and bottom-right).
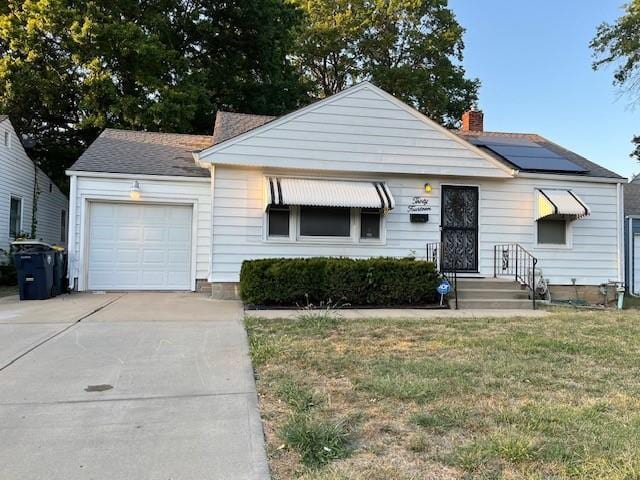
[{"x1": 441, "y1": 185, "x2": 479, "y2": 272}]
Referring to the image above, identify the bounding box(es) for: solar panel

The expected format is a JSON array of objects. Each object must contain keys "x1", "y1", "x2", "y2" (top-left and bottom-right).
[{"x1": 468, "y1": 138, "x2": 588, "y2": 173}]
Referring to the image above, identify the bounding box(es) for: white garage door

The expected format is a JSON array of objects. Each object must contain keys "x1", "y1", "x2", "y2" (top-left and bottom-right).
[{"x1": 88, "y1": 202, "x2": 193, "y2": 290}]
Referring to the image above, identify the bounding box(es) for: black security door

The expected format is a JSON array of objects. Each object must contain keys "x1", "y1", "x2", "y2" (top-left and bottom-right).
[{"x1": 441, "y1": 185, "x2": 479, "y2": 272}]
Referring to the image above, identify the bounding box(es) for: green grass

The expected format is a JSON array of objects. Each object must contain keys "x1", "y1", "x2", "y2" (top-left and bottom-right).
[{"x1": 247, "y1": 311, "x2": 640, "y2": 479}]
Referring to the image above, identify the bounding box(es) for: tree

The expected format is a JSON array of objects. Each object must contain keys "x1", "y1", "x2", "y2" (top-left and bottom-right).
[
  {"x1": 291, "y1": 0, "x2": 479, "y2": 126},
  {"x1": 591, "y1": 0, "x2": 640, "y2": 162},
  {"x1": 0, "y1": 0, "x2": 309, "y2": 188}
]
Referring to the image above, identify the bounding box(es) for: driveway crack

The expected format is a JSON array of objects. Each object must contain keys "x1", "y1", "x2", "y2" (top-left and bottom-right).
[{"x1": 0, "y1": 294, "x2": 125, "y2": 373}]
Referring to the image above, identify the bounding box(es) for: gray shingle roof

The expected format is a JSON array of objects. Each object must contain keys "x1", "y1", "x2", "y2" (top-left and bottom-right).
[
  {"x1": 456, "y1": 131, "x2": 624, "y2": 179},
  {"x1": 69, "y1": 129, "x2": 213, "y2": 177},
  {"x1": 212, "y1": 111, "x2": 275, "y2": 145},
  {"x1": 0, "y1": 115, "x2": 8, "y2": 124},
  {"x1": 625, "y1": 183, "x2": 640, "y2": 216}
]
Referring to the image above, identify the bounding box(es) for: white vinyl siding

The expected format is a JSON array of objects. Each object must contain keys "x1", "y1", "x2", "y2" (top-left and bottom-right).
[
  {"x1": 211, "y1": 166, "x2": 620, "y2": 286},
  {"x1": 202, "y1": 84, "x2": 511, "y2": 178},
  {"x1": 34, "y1": 167, "x2": 69, "y2": 246},
  {"x1": 69, "y1": 175, "x2": 211, "y2": 291},
  {"x1": 0, "y1": 120, "x2": 68, "y2": 250}
]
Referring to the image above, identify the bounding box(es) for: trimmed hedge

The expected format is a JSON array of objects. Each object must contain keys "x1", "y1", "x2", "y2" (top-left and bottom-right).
[{"x1": 240, "y1": 257, "x2": 440, "y2": 307}]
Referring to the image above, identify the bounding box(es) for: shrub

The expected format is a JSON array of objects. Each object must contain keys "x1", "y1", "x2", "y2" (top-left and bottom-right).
[{"x1": 240, "y1": 257, "x2": 440, "y2": 307}]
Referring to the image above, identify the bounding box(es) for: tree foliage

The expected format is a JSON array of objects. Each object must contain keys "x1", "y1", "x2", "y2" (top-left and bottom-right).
[
  {"x1": 291, "y1": 0, "x2": 479, "y2": 126},
  {"x1": 591, "y1": 0, "x2": 640, "y2": 162},
  {"x1": 0, "y1": 0, "x2": 308, "y2": 188},
  {"x1": 0, "y1": 0, "x2": 479, "y2": 188}
]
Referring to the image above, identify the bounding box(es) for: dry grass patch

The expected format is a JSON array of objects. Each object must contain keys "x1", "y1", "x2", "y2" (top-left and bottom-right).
[{"x1": 246, "y1": 311, "x2": 640, "y2": 479}]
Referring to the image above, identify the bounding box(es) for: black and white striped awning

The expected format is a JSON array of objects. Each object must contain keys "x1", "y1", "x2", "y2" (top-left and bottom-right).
[
  {"x1": 265, "y1": 177, "x2": 395, "y2": 209},
  {"x1": 536, "y1": 189, "x2": 590, "y2": 220}
]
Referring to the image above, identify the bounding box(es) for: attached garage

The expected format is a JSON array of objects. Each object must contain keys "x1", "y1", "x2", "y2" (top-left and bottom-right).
[{"x1": 87, "y1": 202, "x2": 193, "y2": 290}]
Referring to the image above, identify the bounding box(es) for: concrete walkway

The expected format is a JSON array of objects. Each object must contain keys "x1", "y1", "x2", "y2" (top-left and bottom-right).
[
  {"x1": 0, "y1": 292, "x2": 269, "y2": 480},
  {"x1": 247, "y1": 307, "x2": 550, "y2": 319}
]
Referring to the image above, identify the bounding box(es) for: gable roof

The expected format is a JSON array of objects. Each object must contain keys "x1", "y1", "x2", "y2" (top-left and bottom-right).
[
  {"x1": 68, "y1": 129, "x2": 213, "y2": 177},
  {"x1": 456, "y1": 131, "x2": 624, "y2": 180},
  {"x1": 0, "y1": 115, "x2": 8, "y2": 124},
  {"x1": 198, "y1": 82, "x2": 514, "y2": 178}
]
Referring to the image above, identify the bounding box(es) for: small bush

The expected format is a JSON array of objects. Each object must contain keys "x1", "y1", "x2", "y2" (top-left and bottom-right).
[
  {"x1": 240, "y1": 257, "x2": 439, "y2": 306},
  {"x1": 280, "y1": 415, "x2": 352, "y2": 468}
]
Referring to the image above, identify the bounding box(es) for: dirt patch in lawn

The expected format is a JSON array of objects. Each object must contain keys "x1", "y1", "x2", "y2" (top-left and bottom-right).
[{"x1": 246, "y1": 311, "x2": 640, "y2": 479}]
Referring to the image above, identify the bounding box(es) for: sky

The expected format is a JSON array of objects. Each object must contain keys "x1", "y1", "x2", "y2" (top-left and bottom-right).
[{"x1": 449, "y1": 0, "x2": 638, "y2": 179}]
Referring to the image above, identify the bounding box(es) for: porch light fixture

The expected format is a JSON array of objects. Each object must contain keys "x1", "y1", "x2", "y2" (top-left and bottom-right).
[
  {"x1": 130, "y1": 181, "x2": 141, "y2": 200},
  {"x1": 424, "y1": 183, "x2": 432, "y2": 194}
]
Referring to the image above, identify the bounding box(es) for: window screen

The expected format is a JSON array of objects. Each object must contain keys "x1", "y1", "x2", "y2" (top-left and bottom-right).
[
  {"x1": 268, "y1": 207, "x2": 290, "y2": 237},
  {"x1": 300, "y1": 206, "x2": 350, "y2": 237},
  {"x1": 537, "y1": 218, "x2": 566, "y2": 245},
  {"x1": 360, "y1": 209, "x2": 381, "y2": 239},
  {"x1": 9, "y1": 197, "x2": 21, "y2": 238}
]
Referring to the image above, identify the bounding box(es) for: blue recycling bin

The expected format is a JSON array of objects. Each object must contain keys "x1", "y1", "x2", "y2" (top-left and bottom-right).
[
  {"x1": 13, "y1": 250, "x2": 56, "y2": 300},
  {"x1": 52, "y1": 249, "x2": 68, "y2": 296}
]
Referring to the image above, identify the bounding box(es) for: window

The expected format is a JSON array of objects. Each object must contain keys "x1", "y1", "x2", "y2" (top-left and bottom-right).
[
  {"x1": 268, "y1": 206, "x2": 290, "y2": 237},
  {"x1": 299, "y1": 206, "x2": 350, "y2": 237},
  {"x1": 60, "y1": 210, "x2": 67, "y2": 243},
  {"x1": 49, "y1": 183, "x2": 53, "y2": 193},
  {"x1": 9, "y1": 196, "x2": 22, "y2": 238},
  {"x1": 360, "y1": 208, "x2": 381, "y2": 239},
  {"x1": 3, "y1": 131, "x2": 8, "y2": 147},
  {"x1": 537, "y1": 217, "x2": 567, "y2": 245}
]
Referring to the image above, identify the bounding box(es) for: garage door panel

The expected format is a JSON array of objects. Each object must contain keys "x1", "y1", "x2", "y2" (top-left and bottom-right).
[
  {"x1": 142, "y1": 250, "x2": 166, "y2": 264},
  {"x1": 88, "y1": 203, "x2": 192, "y2": 290},
  {"x1": 168, "y1": 226, "x2": 190, "y2": 242},
  {"x1": 143, "y1": 227, "x2": 166, "y2": 241}
]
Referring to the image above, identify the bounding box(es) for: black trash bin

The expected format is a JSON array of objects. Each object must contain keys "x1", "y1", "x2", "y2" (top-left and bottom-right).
[
  {"x1": 12, "y1": 242, "x2": 56, "y2": 300},
  {"x1": 52, "y1": 249, "x2": 68, "y2": 296}
]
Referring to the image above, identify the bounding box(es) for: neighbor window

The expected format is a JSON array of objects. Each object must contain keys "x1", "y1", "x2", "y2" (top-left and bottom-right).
[
  {"x1": 3, "y1": 131, "x2": 8, "y2": 147},
  {"x1": 299, "y1": 206, "x2": 350, "y2": 237},
  {"x1": 537, "y1": 218, "x2": 567, "y2": 245},
  {"x1": 60, "y1": 210, "x2": 66, "y2": 243},
  {"x1": 267, "y1": 206, "x2": 290, "y2": 237},
  {"x1": 360, "y1": 208, "x2": 381, "y2": 239},
  {"x1": 9, "y1": 196, "x2": 22, "y2": 238}
]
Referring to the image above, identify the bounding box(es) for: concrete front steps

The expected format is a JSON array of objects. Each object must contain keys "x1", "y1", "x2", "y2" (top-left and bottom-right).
[{"x1": 452, "y1": 278, "x2": 534, "y2": 310}]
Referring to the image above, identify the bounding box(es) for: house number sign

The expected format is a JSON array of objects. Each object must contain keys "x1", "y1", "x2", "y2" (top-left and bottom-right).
[{"x1": 408, "y1": 196, "x2": 432, "y2": 214}]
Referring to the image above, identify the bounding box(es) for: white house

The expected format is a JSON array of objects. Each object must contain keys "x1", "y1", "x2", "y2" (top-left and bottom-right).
[
  {"x1": 66, "y1": 83, "x2": 624, "y2": 302},
  {"x1": 0, "y1": 116, "x2": 69, "y2": 252}
]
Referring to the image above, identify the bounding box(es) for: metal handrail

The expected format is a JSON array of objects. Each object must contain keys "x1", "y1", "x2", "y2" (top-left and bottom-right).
[
  {"x1": 493, "y1": 243, "x2": 538, "y2": 310},
  {"x1": 426, "y1": 242, "x2": 458, "y2": 310}
]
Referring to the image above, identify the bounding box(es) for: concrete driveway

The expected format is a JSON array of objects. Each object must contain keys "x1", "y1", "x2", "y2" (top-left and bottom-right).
[{"x1": 0, "y1": 292, "x2": 269, "y2": 480}]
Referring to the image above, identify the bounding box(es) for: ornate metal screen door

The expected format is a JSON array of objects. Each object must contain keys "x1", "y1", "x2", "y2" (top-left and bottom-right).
[{"x1": 441, "y1": 185, "x2": 479, "y2": 272}]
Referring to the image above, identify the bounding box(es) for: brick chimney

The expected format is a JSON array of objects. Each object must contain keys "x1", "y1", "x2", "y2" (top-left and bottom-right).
[{"x1": 462, "y1": 109, "x2": 484, "y2": 132}]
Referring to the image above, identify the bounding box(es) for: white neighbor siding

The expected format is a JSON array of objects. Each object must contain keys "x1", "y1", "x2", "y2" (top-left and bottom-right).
[
  {"x1": 68, "y1": 175, "x2": 211, "y2": 290},
  {"x1": 0, "y1": 120, "x2": 68, "y2": 251},
  {"x1": 35, "y1": 167, "x2": 68, "y2": 245},
  {"x1": 211, "y1": 166, "x2": 620, "y2": 286}
]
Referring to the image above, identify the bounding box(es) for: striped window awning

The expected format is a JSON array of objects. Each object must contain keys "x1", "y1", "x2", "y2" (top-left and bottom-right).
[
  {"x1": 536, "y1": 189, "x2": 590, "y2": 220},
  {"x1": 265, "y1": 177, "x2": 395, "y2": 210}
]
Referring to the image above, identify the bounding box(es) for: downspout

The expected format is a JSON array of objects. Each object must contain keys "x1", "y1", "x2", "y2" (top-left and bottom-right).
[
  {"x1": 67, "y1": 174, "x2": 77, "y2": 290},
  {"x1": 630, "y1": 216, "x2": 639, "y2": 297}
]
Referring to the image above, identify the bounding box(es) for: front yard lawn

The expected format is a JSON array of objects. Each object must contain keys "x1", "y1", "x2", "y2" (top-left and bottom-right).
[{"x1": 246, "y1": 311, "x2": 640, "y2": 479}]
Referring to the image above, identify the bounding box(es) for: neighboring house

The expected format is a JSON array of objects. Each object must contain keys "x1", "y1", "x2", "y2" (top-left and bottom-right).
[
  {"x1": 624, "y1": 176, "x2": 640, "y2": 295},
  {"x1": 0, "y1": 116, "x2": 69, "y2": 252},
  {"x1": 66, "y1": 82, "x2": 624, "y2": 301}
]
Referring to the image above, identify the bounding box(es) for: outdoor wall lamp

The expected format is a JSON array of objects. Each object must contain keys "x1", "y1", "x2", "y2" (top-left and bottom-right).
[
  {"x1": 130, "y1": 180, "x2": 141, "y2": 200},
  {"x1": 424, "y1": 183, "x2": 432, "y2": 193}
]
